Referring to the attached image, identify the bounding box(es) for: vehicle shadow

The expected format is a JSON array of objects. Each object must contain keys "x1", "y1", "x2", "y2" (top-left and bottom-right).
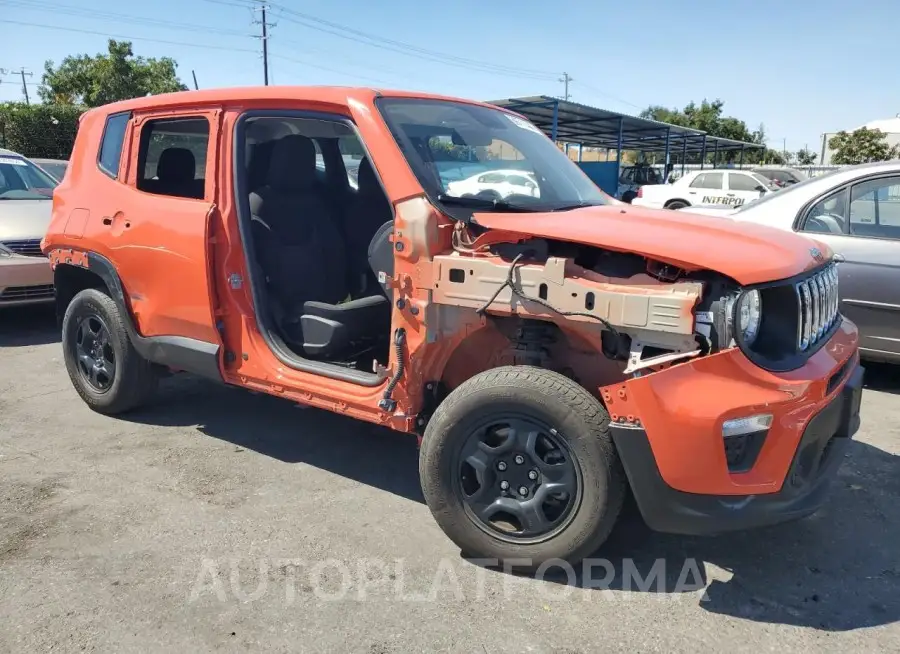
[
  {"x1": 862, "y1": 361, "x2": 899, "y2": 396},
  {"x1": 0, "y1": 304, "x2": 59, "y2": 347},
  {"x1": 122, "y1": 374, "x2": 898, "y2": 632},
  {"x1": 508, "y1": 436, "x2": 900, "y2": 632},
  {"x1": 121, "y1": 375, "x2": 425, "y2": 503}
]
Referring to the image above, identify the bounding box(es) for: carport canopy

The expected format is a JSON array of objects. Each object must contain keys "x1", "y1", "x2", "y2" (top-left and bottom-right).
[{"x1": 487, "y1": 95, "x2": 762, "y2": 156}]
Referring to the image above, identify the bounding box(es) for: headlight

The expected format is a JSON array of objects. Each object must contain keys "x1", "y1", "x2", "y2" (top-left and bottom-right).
[{"x1": 736, "y1": 290, "x2": 762, "y2": 346}]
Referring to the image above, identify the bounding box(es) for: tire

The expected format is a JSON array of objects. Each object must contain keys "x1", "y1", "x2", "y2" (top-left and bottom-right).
[
  {"x1": 419, "y1": 366, "x2": 626, "y2": 570},
  {"x1": 62, "y1": 288, "x2": 158, "y2": 415},
  {"x1": 665, "y1": 200, "x2": 689, "y2": 210}
]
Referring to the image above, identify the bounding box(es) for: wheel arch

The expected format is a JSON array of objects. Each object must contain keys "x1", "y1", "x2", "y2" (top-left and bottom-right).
[
  {"x1": 55, "y1": 251, "x2": 223, "y2": 382},
  {"x1": 664, "y1": 198, "x2": 690, "y2": 209}
]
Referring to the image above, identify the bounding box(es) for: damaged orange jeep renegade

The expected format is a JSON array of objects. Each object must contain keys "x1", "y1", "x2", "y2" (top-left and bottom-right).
[{"x1": 43, "y1": 87, "x2": 863, "y2": 568}]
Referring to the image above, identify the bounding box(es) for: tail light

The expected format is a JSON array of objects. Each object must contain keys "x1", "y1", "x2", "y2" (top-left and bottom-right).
[{"x1": 636, "y1": 186, "x2": 643, "y2": 198}]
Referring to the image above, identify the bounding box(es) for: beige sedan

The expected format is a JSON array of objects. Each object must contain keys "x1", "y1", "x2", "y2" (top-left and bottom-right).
[{"x1": 0, "y1": 149, "x2": 56, "y2": 307}]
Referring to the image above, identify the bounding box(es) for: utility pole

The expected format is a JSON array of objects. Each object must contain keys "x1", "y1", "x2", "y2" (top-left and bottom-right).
[
  {"x1": 192, "y1": 70, "x2": 199, "y2": 90},
  {"x1": 20, "y1": 69, "x2": 32, "y2": 104},
  {"x1": 1, "y1": 68, "x2": 32, "y2": 104},
  {"x1": 559, "y1": 72, "x2": 573, "y2": 101},
  {"x1": 253, "y1": 2, "x2": 274, "y2": 86}
]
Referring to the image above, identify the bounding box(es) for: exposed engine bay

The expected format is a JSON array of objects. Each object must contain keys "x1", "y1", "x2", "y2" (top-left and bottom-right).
[{"x1": 427, "y1": 228, "x2": 742, "y2": 376}]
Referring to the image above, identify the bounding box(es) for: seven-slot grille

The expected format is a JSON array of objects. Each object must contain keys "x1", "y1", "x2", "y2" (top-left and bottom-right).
[
  {"x1": 1, "y1": 239, "x2": 45, "y2": 257},
  {"x1": 796, "y1": 263, "x2": 840, "y2": 352}
]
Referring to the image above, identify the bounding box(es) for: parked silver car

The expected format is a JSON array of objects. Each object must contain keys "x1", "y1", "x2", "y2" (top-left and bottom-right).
[
  {"x1": 681, "y1": 161, "x2": 900, "y2": 363},
  {"x1": 31, "y1": 157, "x2": 69, "y2": 182},
  {"x1": 0, "y1": 148, "x2": 57, "y2": 307}
]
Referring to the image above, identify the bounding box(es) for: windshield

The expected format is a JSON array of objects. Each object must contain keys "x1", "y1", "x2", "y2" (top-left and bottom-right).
[
  {"x1": 376, "y1": 98, "x2": 610, "y2": 214},
  {"x1": 0, "y1": 155, "x2": 58, "y2": 200}
]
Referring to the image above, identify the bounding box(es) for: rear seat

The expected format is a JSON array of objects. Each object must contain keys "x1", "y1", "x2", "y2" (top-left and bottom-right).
[{"x1": 140, "y1": 148, "x2": 205, "y2": 199}]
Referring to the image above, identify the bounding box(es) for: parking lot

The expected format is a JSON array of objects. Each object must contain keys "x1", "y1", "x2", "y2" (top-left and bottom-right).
[{"x1": 1, "y1": 306, "x2": 898, "y2": 653}]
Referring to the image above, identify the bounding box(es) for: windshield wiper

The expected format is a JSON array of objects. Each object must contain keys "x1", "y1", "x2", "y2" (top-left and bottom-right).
[
  {"x1": 549, "y1": 202, "x2": 601, "y2": 212},
  {"x1": 436, "y1": 194, "x2": 539, "y2": 213}
]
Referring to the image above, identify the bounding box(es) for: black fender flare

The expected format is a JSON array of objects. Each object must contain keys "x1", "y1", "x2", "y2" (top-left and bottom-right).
[{"x1": 81, "y1": 252, "x2": 223, "y2": 382}]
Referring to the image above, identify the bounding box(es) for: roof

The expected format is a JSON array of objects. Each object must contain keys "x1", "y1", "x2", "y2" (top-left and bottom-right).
[
  {"x1": 487, "y1": 95, "x2": 763, "y2": 153},
  {"x1": 0, "y1": 147, "x2": 23, "y2": 157},
  {"x1": 859, "y1": 116, "x2": 900, "y2": 133},
  {"x1": 83, "y1": 85, "x2": 512, "y2": 117}
]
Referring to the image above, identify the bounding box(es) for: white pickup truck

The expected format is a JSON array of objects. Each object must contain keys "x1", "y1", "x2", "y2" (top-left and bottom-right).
[{"x1": 631, "y1": 169, "x2": 776, "y2": 210}]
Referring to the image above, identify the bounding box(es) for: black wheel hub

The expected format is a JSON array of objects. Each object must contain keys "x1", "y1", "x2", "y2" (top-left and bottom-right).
[
  {"x1": 74, "y1": 314, "x2": 116, "y2": 392},
  {"x1": 456, "y1": 417, "x2": 580, "y2": 543}
]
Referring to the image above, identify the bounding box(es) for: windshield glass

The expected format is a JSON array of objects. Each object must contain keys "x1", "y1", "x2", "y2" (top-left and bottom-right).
[
  {"x1": 376, "y1": 98, "x2": 610, "y2": 213},
  {"x1": 0, "y1": 155, "x2": 58, "y2": 200}
]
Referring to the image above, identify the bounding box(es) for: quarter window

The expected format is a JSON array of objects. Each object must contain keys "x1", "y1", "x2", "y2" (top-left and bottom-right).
[
  {"x1": 137, "y1": 117, "x2": 210, "y2": 199},
  {"x1": 690, "y1": 172, "x2": 723, "y2": 190},
  {"x1": 98, "y1": 112, "x2": 131, "y2": 179}
]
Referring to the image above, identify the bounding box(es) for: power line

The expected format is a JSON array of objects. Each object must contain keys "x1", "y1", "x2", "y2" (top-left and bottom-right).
[
  {"x1": 0, "y1": 18, "x2": 406, "y2": 90},
  {"x1": 0, "y1": 19, "x2": 260, "y2": 53},
  {"x1": 266, "y1": 2, "x2": 559, "y2": 81},
  {"x1": 0, "y1": 0, "x2": 253, "y2": 38}
]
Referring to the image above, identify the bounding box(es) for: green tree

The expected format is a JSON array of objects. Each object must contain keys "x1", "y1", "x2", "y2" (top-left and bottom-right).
[
  {"x1": 39, "y1": 40, "x2": 187, "y2": 108},
  {"x1": 640, "y1": 99, "x2": 769, "y2": 164},
  {"x1": 795, "y1": 148, "x2": 817, "y2": 165},
  {"x1": 827, "y1": 127, "x2": 900, "y2": 165}
]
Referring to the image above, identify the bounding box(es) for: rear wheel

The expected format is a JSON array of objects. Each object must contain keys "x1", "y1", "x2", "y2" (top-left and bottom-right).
[
  {"x1": 62, "y1": 288, "x2": 158, "y2": 414},
  {"x1": 419, "y1": 366, "x2": 626, "y2": 570},
  {"x1": 665, "y1": 199, "x2": 689, "y2": 210}
]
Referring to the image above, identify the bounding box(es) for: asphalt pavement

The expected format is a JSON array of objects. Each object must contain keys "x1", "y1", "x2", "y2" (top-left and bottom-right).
[{"x1": 1, "y1": 305, "x2": 898, "y2": 653}]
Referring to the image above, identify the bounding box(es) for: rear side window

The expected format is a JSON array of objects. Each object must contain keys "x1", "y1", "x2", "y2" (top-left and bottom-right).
[
  {"x1": 690, "y1": 172, "x2": 723, "y2": 190},
  {"x1": 137, "y1": 117, "x2": 210, "y2": 200},
  {"x1": 98, "y1": 112, "x2": 131, "y2": 178},
  {"x1": 728, "y1": 173, "x2": 762, "y2": 192}
]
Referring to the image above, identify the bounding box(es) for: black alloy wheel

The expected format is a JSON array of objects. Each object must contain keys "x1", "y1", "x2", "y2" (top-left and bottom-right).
[
  {"x1": 456, "y1": 416, "x2": 581, "y2": 544},
  {"x1": 74, "y1": 313, "x2": 116, "y2": 392}
]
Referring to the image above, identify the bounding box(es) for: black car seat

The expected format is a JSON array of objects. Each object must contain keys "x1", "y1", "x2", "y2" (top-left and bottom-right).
[
  {"x1": 248, "y1": 134, "x2": 390, "y2": 360},
  {"x1": 152, "y1": 148, "x2": 203, "y2": 199},
  {"x1": 347, "y1": 157, "x2": 394, "y2": 294}
]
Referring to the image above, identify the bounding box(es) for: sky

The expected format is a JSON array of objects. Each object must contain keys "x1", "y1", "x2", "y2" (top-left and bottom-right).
[{"x1": 1, "y1": 0, "x2": 898, "y2": 155}]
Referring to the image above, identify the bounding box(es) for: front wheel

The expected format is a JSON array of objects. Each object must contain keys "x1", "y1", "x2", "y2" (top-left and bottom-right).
[
  {"x1": 419, "y1": 366, "x2": 626, "y2": 570},
  {"x1": 62, "y1": 288, "x2": 158, "y2": 415}
]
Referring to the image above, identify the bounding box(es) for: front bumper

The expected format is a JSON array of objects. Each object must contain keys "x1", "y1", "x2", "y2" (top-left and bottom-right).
[
  {"x1": 609, "y1": 351, "x2": 863, "y2": 536},
  {"x1": 0, "y1": 255, "x2": 55, "y2": 306}
]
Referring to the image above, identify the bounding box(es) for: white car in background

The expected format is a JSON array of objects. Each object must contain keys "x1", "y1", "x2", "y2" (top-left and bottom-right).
[
  {"x1": 631, "y1": 168, "x2": 776, "y2": 210},
  {"x1": 445, "y1": 169, "x2": 540, "y2": 200}
]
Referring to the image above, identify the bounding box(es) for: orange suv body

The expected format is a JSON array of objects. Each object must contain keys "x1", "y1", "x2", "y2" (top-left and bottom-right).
[{"x1": 43, "y1": 87, "x2": 863, "y2": 567}]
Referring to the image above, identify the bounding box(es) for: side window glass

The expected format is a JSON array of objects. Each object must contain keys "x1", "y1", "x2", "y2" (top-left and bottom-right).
[
  {"x1": 849, "y1": 176, "x2": 900, "y2": 239},
  {"x1": 137, "y1": 117, "x2": 210, "y2": 199},
  {"x1": 98, "y1": 112, "x2": 131, "y2": 179},
  {"x1": 691, "y1": 173, "x2": 723, "y2": 189},
  {"x1": 729, "y1": 174, "x2": 760, "y2": 192},
  {"x1": 802, "y1": 188, "x2": 848, "y2": 235}
]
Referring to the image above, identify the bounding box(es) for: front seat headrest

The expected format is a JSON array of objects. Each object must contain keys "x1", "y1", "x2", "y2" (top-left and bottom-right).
[
  {"x1": 267, "y1": 135, "x2": 317, "y2": 191},
  {"x1": 357, "y1": 157, "x2": 378, "y2": 192},
  {"x1": 157, "y1": 148, "x2": 195, "y2": 182}
]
